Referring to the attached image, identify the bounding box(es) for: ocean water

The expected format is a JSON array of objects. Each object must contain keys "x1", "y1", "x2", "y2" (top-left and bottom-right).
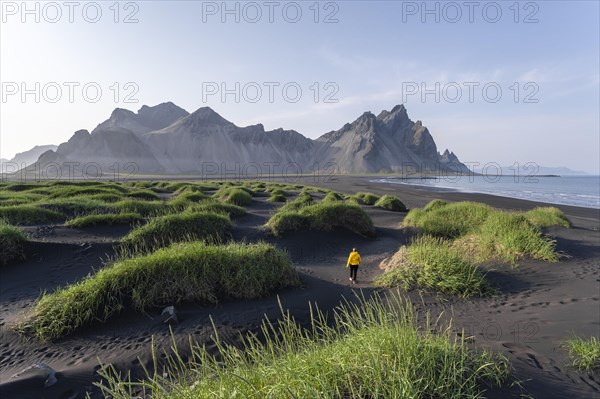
[{"x1": 370, "y1": 175, "x2": 600, "y2": 209}]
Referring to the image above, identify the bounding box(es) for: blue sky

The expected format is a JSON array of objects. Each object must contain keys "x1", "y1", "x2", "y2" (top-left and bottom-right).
[{"x1": 1, "y1": 0, "x2": 599, "y2": 173}]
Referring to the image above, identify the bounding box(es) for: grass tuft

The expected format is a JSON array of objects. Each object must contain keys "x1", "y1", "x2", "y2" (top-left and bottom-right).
[
  {"x1": 215, "y1": 187, "x2": 253, "y2": 206},
  {"x1": 126, "y1": 190, "x2": 161, "y2": 200},
  {"x1": 267, "y1": 193, "x2": 287, "y2": 202},
  {"x1": 380, "y1": 200, "x2": 568, "y2": 296},
  {"x1": 121, "y1": 211, "x2": 231, "y2": 250},
  {"x1": 354, "y1": 192, "x2": 381, "y2": 205},
  {"x1": 20, "y1": 242, "x2": 298, "y2": 340},
  {"x1": 374, "y1": 195, "x2": 407, "y2": 212},
  {"x1": 525, "y1": 207, "x2": 570, "y2": 228},
  {"x1": 0, "y1": 220, "x2": 27, "y2": 265},
  {"x1": 266, "y1": 201, "x2": 375, "y2": 237},
  {"x1": 0, "y1": 205, "x2": 64, "y2": 225},
  {"x1": 66, "y1": 213, "x2": 143, "y2": 228},
  {"x1": 322, "y1": 192, "x2": 344, "y2": 202},
  {"x1": 114, "y1": 199, "x2": 165, "y2": 216},
  {"x1": 376, "y1": 236, "x2": 494, "y2": 298},
  {"x1": 564, "y1": 336, "x2": 600, "y2": 372},
  {"x1": 96, "y1": 292, "x2": 510, "y2": 399}
]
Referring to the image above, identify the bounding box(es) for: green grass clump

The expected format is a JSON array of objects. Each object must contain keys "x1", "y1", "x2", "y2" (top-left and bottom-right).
[
  {"x1": 126, "y1": 190, "x2": 160, "y2": 200},
  {"x1": 280, "y1": 192, "x2": 313, "y2": 211},
  {"x1": 405, "y1": 201, "x2": 563, "y2": 265},
  {"x1": 21, "y1": 242, "x2": 298, "y2": 340},
  {"x1": 374, "y1": 195, "x2": 407, "y2": 212},
  {"x1": 267, "y1": 202, "x2": 375, "y2": 237},
  {"x1": 455, "y1": 212, "x2": 560, "y2": 264},
  {"x1": 114, "y1": 199, "x2": 165, "y2": 216},
  {"x1": 354, "y1": 192, "x2": 381, "y2": 205},
  {"x1": 174, "y1": 191, "x2": 209, "y2": 203},
  {"x1": 96, "y1": 293, "x2": 509, "y2": 399},
  {"x1": 423, "y1": 199, "x2": 448, "y2": 212},
  {"x1": 1, "y1": 183, "x2": 43, "y2": 192},
  {"x1": 37, "y1": 198, "x2": 115, "y2": 217},
  {"x1": 379, "y1": 200, "x2": 569, "y2": 297},
  {"x1": 47, "y1": 186, "x2": 125, "y2": 199},
  {"x1": 376, "y1": 236, "x2": 493, "y2": 298},
  {"x1": 188, "y1": 202, "x2": 246, "y2": 217},
  {"x1": 403, "y1": 201, "x2": 492, "y2": 238},
  {"x1": 322, "y1": 191, "x2": 344, "y2": 202},
  {"x1": 525, "y1": 207, "x2": 570, "y2": 228},
  {"x1": 215, "y1": 187, "x2": 253, "y2": 206},
  {"x1": 66, "y1": 213, "x2": 142, "y2": 228},
  {"x1": 267, "y1": 193, "x2": 287, "y2": 203},
  {"x1": 169, "y1": 191, "x2": 211, "y2": 211},
  {"x1": 0, "y1": 191, "x2": 44, "y2": 206},
  {"x1": 268, "y1": 188, "x2": 290, "y2": 197},
  {"x1": 122, "y1": 211, "x2": 231, "y2": 250},
  {"x1": 0, "y1": 205, "x2": 64, "y2": 225},
  {"x1": 564, "y1": 336, "x2": 600, "y2": 372},
  {"x1": 0, "y1": 220, "x2": 27, "y2": 265},
  {"x1": 85, "y1": 193, "x2": 124, "y2": 203}
]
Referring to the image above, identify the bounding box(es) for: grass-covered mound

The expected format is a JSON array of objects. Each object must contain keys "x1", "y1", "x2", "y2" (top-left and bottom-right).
[
  {"x1": 215, "y1": 187, "x2": 253, "y2": 206},
  {"x1": 21, "y1": 242, "x2": 298, "y2": 340},
  {"x1": 267, "y1": 188, "x2": 290, "y2": 197},
  {"x1": 267, "y1": 193, "x2": 287, "y2": 202},
  {"x1": 374, "y1": 195, "x2": 407, "y2": 212},
  {"x1": 114, "y1": 199, "x2": 165, "y2": 216},
  {"x1": 404, "y1": 200, "x2": 565, "y2": 264},
  {"x1": 378, "y1": 200, "x2": 570, "y2": 297},
  {"x1": 0, "y1": 220, "x2": 27, "y2": 265},
  {"x1": 525, "y1": 207, "x2": 571, "y2": 228},
  {"x1": 189, "y1": 202, "x2": 246, "y2": 217},
  {"x1": 454, "y1": 212, "x2": 560, "y2": 264},
  {"x1": 46, "y1": 186, "x2": 126, "y2": 199},
  {"x1": 280, "y1": 192, "x2": 313, "y2": 211},
  {"x1": 121, "y1": 211, "x2": 231, "y2": 250},
  {"x1": 0, "y1": 205, "x2": 64, "y2": 225},
  {"x1": 403, "y1": 201, "x2": 493, "y2": 238},
  {"x1": 97, "y1": 293, "x2": 509, "y2": 399},
  {"x1": 564, "y1": 336, "x2": 600, "y2": 372},
  {"x1": 322, "y1": 191, "x2": 344, "y2": 202},
  {"x1": 38, "y1": 197, "x2": 115, "y2": 217},
  {"x1": 126, "y1": 189, "x2": 161, "y2": 200},
  {"x1": 168, "y1": 191, "x2": 211, "y2": 210},
  {"x1": 0, "y1": 191, "x2": 44, "y2": 206},
  {"x1": 66, "y1": 213, "x2": 142, "y2": 228},
  {"x1": 376, "y1": 236, "x2": 494, "y2": 298},
  {"x1": 266, "y1": 202, "x2": 375, "y2": 237},
  {"x1": 353, "y1": 192, "x2": 381, "y2": 205}
]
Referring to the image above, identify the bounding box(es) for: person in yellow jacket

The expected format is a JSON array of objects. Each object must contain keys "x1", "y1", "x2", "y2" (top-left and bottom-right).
[{"x1": 346, "y1": 248, "x2": 361, "y2": 284}]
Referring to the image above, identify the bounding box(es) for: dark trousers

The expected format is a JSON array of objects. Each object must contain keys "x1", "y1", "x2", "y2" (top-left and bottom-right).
[{"x1": 349, "y1": 265, "x2": 358, "y2": 280}]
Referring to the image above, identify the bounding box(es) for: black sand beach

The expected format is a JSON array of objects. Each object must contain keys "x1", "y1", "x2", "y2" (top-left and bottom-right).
[{"x1": 1, "y1": 176, "x2": 598, "y2": 399}]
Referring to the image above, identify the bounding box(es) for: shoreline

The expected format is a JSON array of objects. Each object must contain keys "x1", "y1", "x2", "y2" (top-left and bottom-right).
[
  {"x1": 367, "y1": 177, "x2": 600, "y2": 211},
  {"x1": 274, "y1": 175, "x2": 600, "y2": 221}
]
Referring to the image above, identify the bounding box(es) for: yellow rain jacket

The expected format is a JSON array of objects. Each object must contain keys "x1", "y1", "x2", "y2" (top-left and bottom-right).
[{"x1": 346, "y1": 251, "x2": 361, "y2": 267}]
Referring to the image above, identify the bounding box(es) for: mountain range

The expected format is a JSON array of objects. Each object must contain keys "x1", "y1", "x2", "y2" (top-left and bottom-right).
[
  {"x1": 1, "y1": 145, "x2": 58, "y2": 173},
  {"x1": 12, "y1": 103, "x2": 469, "y2": 177}
]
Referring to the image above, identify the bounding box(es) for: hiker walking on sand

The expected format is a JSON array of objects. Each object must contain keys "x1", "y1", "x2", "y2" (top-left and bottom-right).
[{"x1": 346, "y1": 248, "x2": 361, "y2": 284}]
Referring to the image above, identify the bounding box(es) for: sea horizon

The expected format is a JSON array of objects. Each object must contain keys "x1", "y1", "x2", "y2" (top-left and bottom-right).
[{"x1": 371, "y1": 175, "x2": 600, "y2": 209}]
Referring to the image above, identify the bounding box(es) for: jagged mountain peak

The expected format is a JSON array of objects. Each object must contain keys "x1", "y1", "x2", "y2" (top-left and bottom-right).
[
  {"x1": 138, "y1": 102, "x2": 189, "y2": 121},
  {"x1": 94, "y1": 102, "x2": 189, "y2": 135},
  {"x1": 188, "y1": 107, "x2": 230, "y2": 123},
  {"x1": 30, "y1": 102, "x2": 468, "y2": 175},
  {"x1": 109, "y1": 108, "x2": 135, "y2": 119}
]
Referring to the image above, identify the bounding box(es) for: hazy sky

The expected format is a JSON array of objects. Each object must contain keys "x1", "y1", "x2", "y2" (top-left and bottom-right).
[{"x1": 1, "y1": 1, "x2": 599, "y2": 173}]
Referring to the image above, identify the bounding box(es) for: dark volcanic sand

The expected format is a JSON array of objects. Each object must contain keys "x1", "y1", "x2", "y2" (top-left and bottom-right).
[{"x1": 1, "y1": 176, "x2": 598, "y2": 399}]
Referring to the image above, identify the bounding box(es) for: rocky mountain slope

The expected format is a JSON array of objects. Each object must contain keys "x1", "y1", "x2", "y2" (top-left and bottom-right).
[{"x1": 25, "y1": 102, "x2": 468, "y2": 176}]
